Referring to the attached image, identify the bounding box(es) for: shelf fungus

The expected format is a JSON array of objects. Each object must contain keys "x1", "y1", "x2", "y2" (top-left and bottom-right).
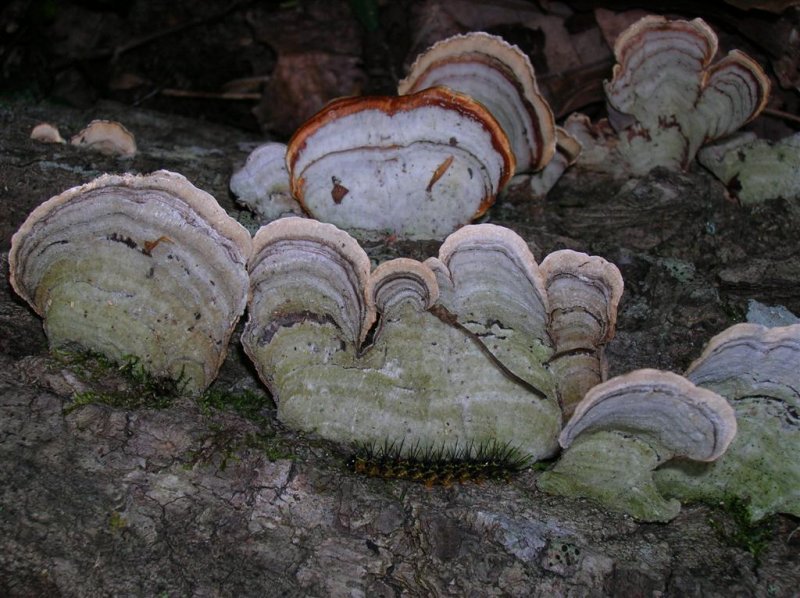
[
  {"x1": 230, "y1": 142, "x2": 305, "y2": 221},
  {"x1": 243, "y1": 220, "x2": 626, "y2": 459},
  {"x1": 285, "y1": 87, "x2": 515, "y2": 240},
  {"x1": 525, "y1": 127, "x2": 582, "y2": 198},
  {"x1": 698, "y1": 132, "x2": 800, "y2": 205},
  {"x1": 9, "y1": 171, "x2": 252, "y2": 394},
  {"x1": 656, "y1": 323, "x2": 800, "y2": 521},
  {"x1": 398, "y1": 31, "x2": 556, "y2": 175},
  {"x1": 537, "y1": 370, "x2": 737, "y2": 522},
  {"x1": 568, "y1": 16, "x2": 770, "y2": 176},
  {"x1": 539, "y1": 248, "x2": 624, "y2": 419},
  {"x1": 30, "y1": 123, "x2": 66, "y2": 144},
  {"x1": 503, "y1": 127, "x2": 582, "y2": 200},
  {"x1": 70, "y1": 119, "x2": 138, "y2": 158}
]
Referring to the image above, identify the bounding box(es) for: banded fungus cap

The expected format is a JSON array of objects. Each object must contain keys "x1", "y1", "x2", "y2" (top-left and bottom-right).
[
  {"x1": 367, "y1": 258, "x2": 439, "y2": 317},
  {"x1": 540, "y1": 249, "x2": 624, "y2": 350},
  {"x1": 248, "y1": 217, "x2": 376, "y2": 348},
  {"x1": 285, "y1": 87, "x2": 515, "y2": 240},
  {"x1": 686, "y1": 323, "x2": 800, "y2": 407},
  {"x1": 560, "y1": 369, "x2": 737, "y2": 462},
  {"x1": 607, "y1": 16, "x2": 721, "y2": 118},
  {"x1": 539, "y1": 248, "x2": 624, "y2": 418},
  {"x1": 427, "y1": 223, "x2": 551, "y2": 340},
  {"x1": 398, "y1": 32, "x2": 556, "y2": 174}
]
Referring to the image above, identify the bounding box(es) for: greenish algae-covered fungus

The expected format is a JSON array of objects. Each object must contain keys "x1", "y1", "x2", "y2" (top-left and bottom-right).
[{"x1": 9, "y1": 170, "x2": 252, "y2": 394}]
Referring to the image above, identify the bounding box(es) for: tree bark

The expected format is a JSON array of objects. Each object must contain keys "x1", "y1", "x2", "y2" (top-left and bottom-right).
[{"x1": 1, "y1": 99, "x2": 798, "y2": 597}]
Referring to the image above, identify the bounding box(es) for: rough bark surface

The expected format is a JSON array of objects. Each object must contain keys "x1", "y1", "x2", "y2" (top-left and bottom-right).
[{"x1": 1, "y1": 99, "x2": 799, "y2": 596}]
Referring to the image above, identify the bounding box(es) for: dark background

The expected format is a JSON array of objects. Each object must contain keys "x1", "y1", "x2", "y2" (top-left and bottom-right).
[{"x1": 2, "y1": 0, "x2": 797, "y2": 139}]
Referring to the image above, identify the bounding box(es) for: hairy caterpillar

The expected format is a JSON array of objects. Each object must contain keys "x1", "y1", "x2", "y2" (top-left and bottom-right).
[{"x1": 347, "y1": 440, "x2": 531, "y2": 487}]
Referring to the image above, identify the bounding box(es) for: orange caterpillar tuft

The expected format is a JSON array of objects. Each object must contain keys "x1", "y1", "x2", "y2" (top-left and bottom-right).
[{"x1": 347, "y1": 440, "x2": 531, "y2": 487}]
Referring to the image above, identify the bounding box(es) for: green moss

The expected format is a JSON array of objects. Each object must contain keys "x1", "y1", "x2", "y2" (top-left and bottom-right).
[
  {"x1": 108, "y1": 511, "x2": 127, "y2": 531},
  {"x1": 243, "y1": 431, "x2": 294, "y2": 462},
  {"x1": 58, "y1": 349, "x2": 188, "y2": 414},
  {"x1": 709, "y1": 496, "x2": 775, "y2": 564},
  {"x1": 192, "y1": 388, "x2": 294, "y2": 464},
  {"x1": 234, "y1": 209, "x2": 262, "y2": 235},
  {"x1": 57, "y1": 349, "x2": 293, "y2": 466},
  {"x1": 186, "y1": 423, "x2": 293, "y2": 470},
  {"x1": 196, "y1": 387, "x2": 273, "y2": 424},
  {"x1": 720, "y1": 299, "x2": 746, "y2": 323}
]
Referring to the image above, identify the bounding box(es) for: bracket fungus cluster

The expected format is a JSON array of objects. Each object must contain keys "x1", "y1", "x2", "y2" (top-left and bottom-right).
[
  {"x1": 242, "y1": 219, "x2": 622, "y2": 460},
  {"x1": 231, "y1": 32, "x2": 570, "y2": 241},
  {"x1": 12, "y1": 170, "x2": 624, "y2": 460},
  {"x1": 567, "y1": 15, "x2": 770, "y2": 176},
  {"x1": 16, "y1": 170, "x2": 797, "y2": 525},
  {"x1": 537, "y1": 370, "x2": 737, "y2": 522},
  {"x1": 11, "y1": 165, "x2": 624, "y2": 457},
  {"x1": 9, "y1": 171, "x2": 251, "y2": 395},
  {"x1": 9, "y1": 17, "x2": 796, "y2": 528},
  {"x1": 537, "y1": 322, "x2": 800, "y2": 522},
  {"x1": 656, "y1": 323, "x2": 800, "y2": 521}
]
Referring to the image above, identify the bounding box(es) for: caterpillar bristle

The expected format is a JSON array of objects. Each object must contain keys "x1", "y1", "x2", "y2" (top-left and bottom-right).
[{"x1": 346, "y1": 439, "x2": 531, "y2": 486}]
